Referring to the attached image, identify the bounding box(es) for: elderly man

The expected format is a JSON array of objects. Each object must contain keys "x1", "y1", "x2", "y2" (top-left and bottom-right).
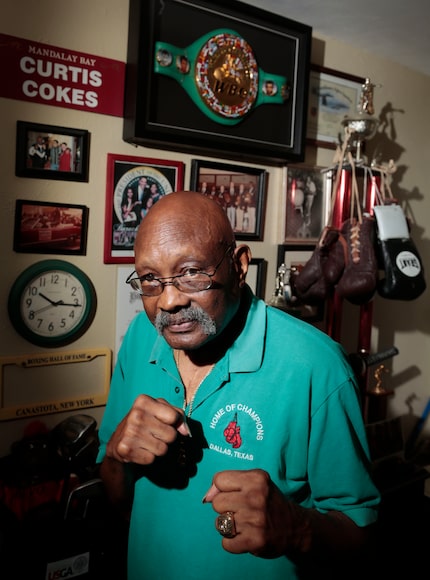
[{"x1": 97, "y1": 191, "x2": 379, "y2": 579}]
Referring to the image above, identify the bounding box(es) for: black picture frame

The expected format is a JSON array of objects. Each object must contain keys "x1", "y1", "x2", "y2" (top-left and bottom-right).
[
  {"x1": 13, "y1": 199, "x2": 89, "y2": 255},
  {"x1": 123, "y1": 0, "x2": 312, "y2": 165},
  {"x1": 104, "y1": 153, "x2": 185, "y2": 264},
  {"x1": 248, "y1": 258, "x2": 267, "y2": 300},
  {"x1": 15, "y1": 121, "x2": 90, "y2": 182},
  {"x1": 306, "y1": 65, "x2": 366, "y2": 149},
  {"x1": 190, "y1": 159, "x2": 267, "y2": 241}
]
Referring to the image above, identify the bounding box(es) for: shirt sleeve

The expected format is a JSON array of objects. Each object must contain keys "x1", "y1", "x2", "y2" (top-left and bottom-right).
[{"x1": 308, "y1": 376, "x2": 380, "y2": 527}]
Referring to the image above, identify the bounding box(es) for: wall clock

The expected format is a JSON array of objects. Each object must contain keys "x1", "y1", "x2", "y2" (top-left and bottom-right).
[{"x1": 8, "y1": 260, "x2": 97, "y2": 348}]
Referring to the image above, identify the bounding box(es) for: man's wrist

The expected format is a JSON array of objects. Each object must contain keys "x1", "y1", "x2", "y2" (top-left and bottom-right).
[{"x1": 283, "y1": 502, "x2": 313, "y2": 559}]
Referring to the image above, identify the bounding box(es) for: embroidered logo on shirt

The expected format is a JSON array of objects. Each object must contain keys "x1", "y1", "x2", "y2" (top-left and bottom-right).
[
  {"x1": 223, "y1": 412, "x2": 242, "y2": 448},
  {"x1": 208, "y1": 403, "x2": 264, "y2": 461}
]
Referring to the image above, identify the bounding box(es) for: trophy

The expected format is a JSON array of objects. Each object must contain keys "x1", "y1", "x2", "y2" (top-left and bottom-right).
[
  {"x1": 366, "y1": 363, "x2": 394, "y2": 423},
  {"x1": 342, "y1": 78, "x2": 379, "y2": 162},
  {"x1": 269, "y1": 262, "x2": 289, "y2": 309},
  {"x1": 269, "y1": 263, "x2": 301, "y2": 311}
]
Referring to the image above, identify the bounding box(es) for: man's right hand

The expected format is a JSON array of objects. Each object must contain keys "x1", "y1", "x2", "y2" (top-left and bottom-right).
[{"x1": 106, "y1": 394, "x2": 190, "y2": 465}]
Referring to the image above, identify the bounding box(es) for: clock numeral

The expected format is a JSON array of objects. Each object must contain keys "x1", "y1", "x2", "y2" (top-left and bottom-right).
[
  {"x1": 25, "y1": 298, "x2": 32, "y2": 308},
  {"x1": 50, "y1": 274, "x2": 60, "y2": 285},
  {"x1": 28, "y1": 310, "x2": 35, "y2": 320},
  {"x1": 27, "y1": 285, "x2": 38, "y2": 296},
  {"x1": 60, "y1": 318, "x2": 66, "y2": 328}
]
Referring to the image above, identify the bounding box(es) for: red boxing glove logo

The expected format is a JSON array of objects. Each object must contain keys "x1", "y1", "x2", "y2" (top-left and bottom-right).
[{"x1": 223, "y1": 413, "x2": 242, "y2": 449}]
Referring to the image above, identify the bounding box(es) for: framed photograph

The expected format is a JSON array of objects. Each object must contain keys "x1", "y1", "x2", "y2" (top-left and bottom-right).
[
  {"x1": 247, "y1": 258, "x2": 267, "y2": 300},
  {"x1": 284, "y1": 165, "x2": 332, "y2": 244},
  {"x1": 190, "y1": 159, "x2": 267, "y2": 241},
  {"x1": 15, "y1": 121, "x2": 90, "y2": 181},
  {"x1": 275, "y1": 244, "x2": 325, "y2": 323},
  {"x1": 104, "y1": 153, "x2": 185, "y2": 264},
  {"x1": 123, "y1": 0, "x2": 312, "y2": 165},
  {"x1": 306, "y1": 65, "x2": 366, "y2": 149},
  {"x1": 13, "y1": 200, "x2": 89, "y2": 255}
]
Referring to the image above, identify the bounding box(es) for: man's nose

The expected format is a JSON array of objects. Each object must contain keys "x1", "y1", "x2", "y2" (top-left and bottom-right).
[{"x1": 156, "y1": 281, "x2": 190, "y2": 310}]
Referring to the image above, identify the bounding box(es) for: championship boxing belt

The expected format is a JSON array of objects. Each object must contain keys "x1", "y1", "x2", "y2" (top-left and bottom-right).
[{"x1": 154, "y1": 29, "x2": 289, "y2": 125}]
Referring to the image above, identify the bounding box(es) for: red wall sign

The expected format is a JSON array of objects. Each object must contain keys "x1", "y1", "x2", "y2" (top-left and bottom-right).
[{"x1": 0, "y1": 33, "x2": 125, "y2": 117}]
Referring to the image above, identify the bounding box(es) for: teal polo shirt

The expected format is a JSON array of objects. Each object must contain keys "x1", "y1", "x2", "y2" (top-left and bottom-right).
[{"x1": 97, "y1": 288, "x2": 379, "y2": 579}]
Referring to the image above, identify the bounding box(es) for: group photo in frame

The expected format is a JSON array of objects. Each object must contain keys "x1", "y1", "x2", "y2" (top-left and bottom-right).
[
  {"x1": 306, "y1": 65, "x2": 366, "y2": 149},
  {"x1": 275, "y1": 243, "x2": 325, "y2": 323},
  {"x1": 190, "y1": 159, "x2": 267, "y2": 241},
  {"x1": 123, "y1": 0, "x2": 312, "y2": 164},
  {"x1": 15, "y1": 121, "x2": 90, "y2": 182},
  {"x1": 284, "y1": 164, "x2": 332, "y2": 244},
  {"x1": 13, "y1": 199, "x2": 89, "y2": 255},
  {"x1": 104, "y1": 153, "x2": 185, "y2": 263}
]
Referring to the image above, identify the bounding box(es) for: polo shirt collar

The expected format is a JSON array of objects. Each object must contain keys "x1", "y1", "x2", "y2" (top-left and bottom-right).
[{"x1": 149, "y1": 287, "x2": 266, "y2": 374}]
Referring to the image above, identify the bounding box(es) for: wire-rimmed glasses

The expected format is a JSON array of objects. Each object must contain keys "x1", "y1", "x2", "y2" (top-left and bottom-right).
[{"x1": 125, "y1": 243, "x2": 235, "y2": 296}]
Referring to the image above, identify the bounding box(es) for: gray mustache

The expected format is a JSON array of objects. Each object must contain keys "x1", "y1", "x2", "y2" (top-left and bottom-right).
[{"x1": 155, "y1": 306, "x2": 216, "y2": 336}]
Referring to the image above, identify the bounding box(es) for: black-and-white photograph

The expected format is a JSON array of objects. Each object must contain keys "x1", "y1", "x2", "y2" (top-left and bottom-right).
[
  {"x1": 190, "y1": 159, "x2": 267, "y2": 241},
  {"x1": 284, "y1": 165, "x2": 331, "y2": 244}
]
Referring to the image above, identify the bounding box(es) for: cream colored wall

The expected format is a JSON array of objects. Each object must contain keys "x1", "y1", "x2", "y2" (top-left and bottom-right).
[{"x1": 0, "y1": 0, "x2": 429, "y2": 456}]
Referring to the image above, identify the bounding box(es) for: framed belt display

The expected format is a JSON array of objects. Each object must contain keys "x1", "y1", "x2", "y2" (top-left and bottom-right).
[{"x1": 123, "y1": 0, "x2": 312, "y2": 165}]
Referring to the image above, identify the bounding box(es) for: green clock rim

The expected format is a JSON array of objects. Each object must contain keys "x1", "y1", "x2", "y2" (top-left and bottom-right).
[{"x1": 8, "y1": 259, "x2": 97, "y2": 348}]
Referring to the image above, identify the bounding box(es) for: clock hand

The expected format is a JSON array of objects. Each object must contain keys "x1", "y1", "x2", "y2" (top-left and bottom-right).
[
  {"x1": 39, "y1": 292, "x2": 60, "y2": 306},
  {"x1": 32, "y1": 301, "x2": 82, "y2": 315},
  {"x1": 33, "y1": 304, "x2": 57, "y2": 315},
  {"x1": 39, "y1": 294, "x2": 83, "y2": 308}
]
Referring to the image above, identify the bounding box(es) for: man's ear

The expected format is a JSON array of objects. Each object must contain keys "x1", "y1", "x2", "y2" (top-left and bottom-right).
[{"x1": 233, "y1": 244, "x2": 252, "y2": 287}]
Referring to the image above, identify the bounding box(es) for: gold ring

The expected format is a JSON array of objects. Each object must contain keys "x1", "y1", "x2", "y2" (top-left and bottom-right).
[{"x1": 215, "y1": 511, "x2": 236, "y2": 538}]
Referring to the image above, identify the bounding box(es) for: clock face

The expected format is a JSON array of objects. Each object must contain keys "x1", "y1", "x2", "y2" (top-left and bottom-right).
[{"x1": 8, "y1": 260, "x2": 97, "y2": 347}]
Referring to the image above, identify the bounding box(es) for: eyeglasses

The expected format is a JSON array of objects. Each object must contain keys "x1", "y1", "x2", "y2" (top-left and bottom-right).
[{"x1": 126, "y1": 243, "x2": 235, "y2": 297}]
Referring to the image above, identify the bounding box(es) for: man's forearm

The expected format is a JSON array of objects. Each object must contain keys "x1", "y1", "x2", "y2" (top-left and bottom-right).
[
  {"x1": 99, "y1": 455, "x2": 135, "y2": 520},
  {"x1": 286, "y1": 503, "x2": 374, "y2": 563}
]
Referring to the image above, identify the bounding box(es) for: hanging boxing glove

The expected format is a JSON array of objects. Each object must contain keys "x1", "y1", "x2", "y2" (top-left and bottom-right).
[
  {"x1": 374, "y1": 204, "x2": 426, "y2": 300},
  {"x1": 335, "y1": 215, "x2": 379, "y2": 305},
  {"x1": 294, "y1": 226, "x2": 346, "y2": 304}
]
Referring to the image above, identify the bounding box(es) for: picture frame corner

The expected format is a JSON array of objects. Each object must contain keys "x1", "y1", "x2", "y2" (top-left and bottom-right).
[{"x1": 248, "y1": 257, "x2": 267, "y2": 300}]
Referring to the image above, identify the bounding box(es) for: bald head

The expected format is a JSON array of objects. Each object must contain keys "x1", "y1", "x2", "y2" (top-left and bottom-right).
[
  {"x1": 132, "y1": 190, "x2": 252, "y2": 353},
  {"x1": 135, "y1": 191, "x2": 235, "y2": 255}
]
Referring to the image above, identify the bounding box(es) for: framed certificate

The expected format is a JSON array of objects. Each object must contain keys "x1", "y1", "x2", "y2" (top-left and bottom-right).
[
  {"x1": 123, "y1": 0, "x2": 312, "y2": 165},
  {"x1": 306, "y1": 65, "x2": 365, "y2": 148}
]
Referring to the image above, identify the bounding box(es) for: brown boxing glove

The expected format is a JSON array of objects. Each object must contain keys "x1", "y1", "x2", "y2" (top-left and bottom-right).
[
  {"x1": 335, "y1": 216, "x2": 378, "y2": 305},
  {"x1": 294, "y1": 227, "x2": 346, "y2": 305}
]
